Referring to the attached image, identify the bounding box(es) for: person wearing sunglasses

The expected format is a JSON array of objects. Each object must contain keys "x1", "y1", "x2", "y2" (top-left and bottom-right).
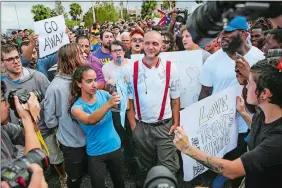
[
  {"x1": 160, "y1": 31, "x2": 175, "y2": 52},
  {"x1": 124, "y1": 29, "x2": 144, "y2": 59}
]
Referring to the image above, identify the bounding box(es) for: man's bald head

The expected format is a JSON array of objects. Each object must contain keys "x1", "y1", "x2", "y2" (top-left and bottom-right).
[
  {"x1": 144, "y1": 30, "x2": 162, "y2": 42},
  {"x1": 143, "y1": 30, "x2": 163, "y2": 59}
]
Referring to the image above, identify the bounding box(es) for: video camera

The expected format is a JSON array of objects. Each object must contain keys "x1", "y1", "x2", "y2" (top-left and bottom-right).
[
  {"x1": 144, "y1": 166, "x2": 178, "y2": 188},
  {"x1": 1, "y1": 148, "x2": 50, "y2": 188},
  {"x1": 185, "y1": 1, "x2": 282, "y2": 46},
  {"x1": 174, "y1": 9, "x2": 189, "y2": 25}
]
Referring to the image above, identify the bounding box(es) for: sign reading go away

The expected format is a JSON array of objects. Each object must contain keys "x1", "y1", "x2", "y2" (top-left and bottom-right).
[{"x1": 34, "y1": 15, "x2": 69, "y2": 58}]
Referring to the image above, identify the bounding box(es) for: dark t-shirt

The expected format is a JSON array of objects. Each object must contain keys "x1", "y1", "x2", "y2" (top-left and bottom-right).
[{"x1": 240, "y1": 111, "x2": 282, "y2": 188}]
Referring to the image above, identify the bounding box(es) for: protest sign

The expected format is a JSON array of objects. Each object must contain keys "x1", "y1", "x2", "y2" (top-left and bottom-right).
[
  {"x1": 34, "y1": 15, "x2": 69, "y2": 58},
  {"x1": 180, "y1": 85, "x2": 242, "y2": 181},
  {"x1": 131, "y1": 50, "x2": 203, "y2": 108},
  {"x1": 116, "y1": 65, "x2": 128, "y2": 128}
]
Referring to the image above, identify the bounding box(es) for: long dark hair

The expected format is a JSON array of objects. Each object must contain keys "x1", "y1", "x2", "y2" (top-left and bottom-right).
[
  {"x1": 250, "y1": 57, "x2": 282, "y2": 108},
  {"x1": 68, "y1": 65, "x2": 93, "y2": 113}
]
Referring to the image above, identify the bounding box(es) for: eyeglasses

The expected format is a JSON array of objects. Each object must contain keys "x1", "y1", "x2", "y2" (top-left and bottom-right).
[
  {"x1": 163, "y1": 40, "x2": 171, "y2": 44},
  {"x1": 132, "y1": 38, "x2": 144, "y2": 43},
  {"x1": 111, "y1": 49, "x2": 123, "y2": 53},
  {"x1": 2, "y1": 56, "x2": 20, "y2": 63}
]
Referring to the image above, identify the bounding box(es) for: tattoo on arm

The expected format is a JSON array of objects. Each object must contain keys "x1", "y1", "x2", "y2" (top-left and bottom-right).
[
  {"x1": 196, "y1": 156, "x2": 224, "y2": 174},
  {"x1": 171, "y1": 100, "x2": 177, "y2": 109},
  {"x1": 183, "y1": 146, "x2": 224, "y2": 174}
]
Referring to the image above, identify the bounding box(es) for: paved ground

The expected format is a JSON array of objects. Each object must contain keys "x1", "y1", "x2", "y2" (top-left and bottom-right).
[{"x1": 46, "y1": 165, "x2": 231, "y2": 188}]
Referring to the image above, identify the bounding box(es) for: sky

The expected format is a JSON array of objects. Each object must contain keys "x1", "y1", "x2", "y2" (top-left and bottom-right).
[{"x1": 1, "y1": 0, "x2": 197, "y2": 33}]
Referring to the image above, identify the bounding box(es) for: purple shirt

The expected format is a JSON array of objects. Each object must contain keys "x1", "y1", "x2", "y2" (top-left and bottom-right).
[
  {"x1": 92, "y1": 48, "x2": 112, "y2": 65},
  {"x1": 86, "y1": 54, "x2": 105, "y2": 84}
]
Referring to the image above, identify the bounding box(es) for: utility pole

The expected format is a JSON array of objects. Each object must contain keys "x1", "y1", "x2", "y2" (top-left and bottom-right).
[
  {"x1": 92, "y1": 1, "x2": 96, "y2": 23},
  {"x1": 14, "y1": 5, "x2": 20, "y2": 28}
]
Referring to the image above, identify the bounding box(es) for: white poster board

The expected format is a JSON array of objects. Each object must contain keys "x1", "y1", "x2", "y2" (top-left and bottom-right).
[
  {"x1": 34, "y1": 15, "x2": 69, "y2": 58},
  {"x1": 180, "y1": 85, "x2": 242, "y2": 181},
  {"x1": 131, "y1": 51, "x2": 203, "y2": 108}
]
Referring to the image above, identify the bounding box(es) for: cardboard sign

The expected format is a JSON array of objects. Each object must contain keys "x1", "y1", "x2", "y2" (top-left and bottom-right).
[
  {"x1": 180, "y1": 85, "x2": 242, "y2": 181},
  {"x1": 34, "y1": 15, "x2": 69, "y2": 58}
]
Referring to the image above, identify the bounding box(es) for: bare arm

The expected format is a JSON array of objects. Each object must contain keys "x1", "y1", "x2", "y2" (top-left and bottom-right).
[
  {"x1": 127, "y1": 99, "x2": 136, "y2": 130},
  {"x1": 22, "y1": 118, "x2": 41, "y2": 154},
  {"x1": 22, "y1": 34, "x2": 38, "y2": 60},
  {"x1": 183, "y1": 144, "x2": 245, "y2": 179},
  {"x1": 72, "y1": 103, "x2": 112, "y2": 125},
  {"x1": 169, "y1": 97, "x2": 180, "y2": 135},
  {"x1": 14, "y1": 95, "x2": 41, "y2": 154},
  {"x1": 236, "y1": 96, "x2": 252, "y2": 129},
  {"x1": 72, "y1": 93, "x2": 120, "y2": 125},
  {"x1": 174, "y1": 126, "x2": 246, "y2": 179},
  {"x1": 198, "y1": 86, "x2": 213, "y2": 101}
]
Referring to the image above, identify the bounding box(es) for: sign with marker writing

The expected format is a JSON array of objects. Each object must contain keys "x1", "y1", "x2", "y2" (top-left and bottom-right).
[
  {"x1": 34, "y1": 15, "x2": 69, "y2": 58},
  {"x1": 180, "y1": 85, "x2": 242, "y2": 181},
  {"x1": 131, "y1": 50, "x2": 203, "y2": 108}
]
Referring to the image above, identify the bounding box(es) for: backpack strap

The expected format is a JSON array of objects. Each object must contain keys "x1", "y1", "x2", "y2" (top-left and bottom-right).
[
  {"x1": 133, "y1": 61, "x2": 142, "y2": 120},
  {"x1": 158, "y1": 61, "x2": 171, "y2": 120}
]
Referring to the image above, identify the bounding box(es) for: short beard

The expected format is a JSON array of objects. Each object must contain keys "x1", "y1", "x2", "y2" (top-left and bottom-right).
[
  {"x1": 103, "y1": 43, "x2": 110, "y2": 50},
  {"x1": 222, "y1": 34, "x2": 243, "y2": 53},
  {"x1": 144, "y1": 50, "x2": 161, "y2": 62}
]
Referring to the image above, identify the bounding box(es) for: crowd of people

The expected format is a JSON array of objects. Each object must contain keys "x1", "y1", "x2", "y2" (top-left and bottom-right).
[{"x1": 1, "y1": 9, "x2": 282, "y2": 188}]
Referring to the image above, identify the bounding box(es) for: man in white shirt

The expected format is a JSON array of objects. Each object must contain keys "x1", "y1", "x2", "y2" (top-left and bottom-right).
[
  {"x1": 127, "y1": 30, "x2": 180, "y2": 187},
  {"x1": 199, "y1": 16, "x2": 265, "y2": 188}
]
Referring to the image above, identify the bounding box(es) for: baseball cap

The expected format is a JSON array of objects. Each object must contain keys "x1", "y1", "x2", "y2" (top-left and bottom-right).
[{"x1": 224, "y1": 16, "x2": 248, "y2": 32}]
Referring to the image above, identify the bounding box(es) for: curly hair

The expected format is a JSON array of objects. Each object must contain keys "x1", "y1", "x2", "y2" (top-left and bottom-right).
[
  {"x1": 250, "y1": 57, "x2": 282, "y2": 108},
  {"x1": 160, "y1": 31, "x2": 175, "y2": 52},
  {"x1": 68, "y1": 65, "x2": 93, "y2": 113},
  {"x1": 250, "y1": 17, "x2": 273, "y2": 32}
]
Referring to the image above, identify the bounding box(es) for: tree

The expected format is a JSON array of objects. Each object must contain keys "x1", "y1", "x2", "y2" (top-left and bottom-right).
[
  {"x1": 83, "y1": 2, "x2": 118, "y2": 28},
  {"x1": 141, "y1": 0, "x2": 157, "y2": 19},
  {"x1": 31, "y1": 4, "x2": 53, "y2": 21},
  {"x1": 65, "y1": 20, "x2": 80, "y2": 28},
  {"x1": 54, "y1": 1, "x2": 68, "y2": 19},
  {"x1": 162, "y1": 0, "x2": 170, "y2": 11},
  {"x1": 69, "y1": 3, "x2": 82, "y2": 21}
]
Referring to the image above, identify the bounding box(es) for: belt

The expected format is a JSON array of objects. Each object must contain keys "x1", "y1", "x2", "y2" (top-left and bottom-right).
[{"x1": 136, "y1": 118, "x2": 171, "y2": 126}]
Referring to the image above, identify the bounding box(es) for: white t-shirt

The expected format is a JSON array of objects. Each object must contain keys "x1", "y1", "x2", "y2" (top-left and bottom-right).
[
  {"x1": 102, "y1": 59, "x2": 131, "y2": 86},
  {"x1": 199, "y1": 46, "x2": 265, "y2": 133},
  {"x1": 127, "y1": 58, "x2": 180, "y2": 123}
]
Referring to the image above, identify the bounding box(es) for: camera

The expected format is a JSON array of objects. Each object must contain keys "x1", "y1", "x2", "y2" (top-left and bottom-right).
[
  {"x1": 267, "y1": 49, "x2": 282, "y2": 58},
  {"x1": 174, "y1": 9, "x2": 188, "y2": 25},
  {"x1": 144, "y1": 166, "x2": 178, "y2": 188},
  {"x1": 1, "y1": 148, "x2": 50, "y2": 188},
  {"x1": 185, "y1": 1, "x2": 282, "y2": 46},
  {"x1": 8, "y1": 89, "x2": 42, "y2": 118}
]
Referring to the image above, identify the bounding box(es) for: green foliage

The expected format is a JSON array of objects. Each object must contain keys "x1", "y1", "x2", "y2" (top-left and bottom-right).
[
  {"x1": 31, "y1": 4, "x2": 54, "y2": 21},
  {"x1": 65, "y1": 20, "x2": 80, "y2": 29},
  {"x1": 69, "y1": 3, "x2": 82, "y2": 21},
  {"x1": 31, "y1": 2, "x2": 68, "y2": 22},
  {"x1": 141, "y1": 0, "x2": 157, "y2": 19},
  {"x1": 83, "y1": 2, "x2": 118, "y2": 28},
  {"x1": 122, "y1": 8, "x2": 130, "y2": 21},
  {"x1": 54, "y1": 1, "x2": 68, "y2": 19}
]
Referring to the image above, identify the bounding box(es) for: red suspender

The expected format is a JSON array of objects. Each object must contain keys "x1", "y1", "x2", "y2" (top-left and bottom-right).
[
  {"x1": 158, "y1": 61, "x2": 171, "y2": 120},
  {"x1": 133, "y1": 60, "x2": 171, "y2": 121},
  {"x1": 133, "y1": 61, "x2": 142, "y2": 120}
]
